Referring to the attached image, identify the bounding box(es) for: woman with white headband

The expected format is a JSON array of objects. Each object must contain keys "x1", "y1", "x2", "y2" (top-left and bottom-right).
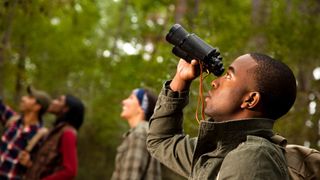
[{"x1": 111, "y1": 88, "x2": 162, "y2": 180}]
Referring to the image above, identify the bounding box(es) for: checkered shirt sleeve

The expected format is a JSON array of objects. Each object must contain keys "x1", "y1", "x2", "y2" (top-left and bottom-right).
[
  {"x1": 0, "y1": 119, "x2": 41, "y2": 180},
  {"x1": 111, "y1": 123, "x2": 162, "y2": 180}
]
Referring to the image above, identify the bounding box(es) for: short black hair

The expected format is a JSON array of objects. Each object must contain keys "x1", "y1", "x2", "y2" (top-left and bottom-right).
[{"x1": 250, "y1": 53, "x2": 297, "y2": 120}]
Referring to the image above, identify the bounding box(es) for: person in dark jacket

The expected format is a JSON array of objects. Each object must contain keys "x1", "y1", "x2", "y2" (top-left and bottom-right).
[
  {"x1": 19, "y1": 94, "x2": 85, "y2": 180},
  {"x1": 147, "y1": 53, "x2": 296, "y2": 179}
]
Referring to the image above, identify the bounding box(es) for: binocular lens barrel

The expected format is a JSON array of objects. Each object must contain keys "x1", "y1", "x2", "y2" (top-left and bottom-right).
[
  {"x1": 172, "y1": 46, "x2": 192, "y2": 62},
  {"x1": 166, "y1": 24, "x2": 224, "y2": 76},
  {"x1": 166, "y1": 24, "x2": 189, "y2": 46}
]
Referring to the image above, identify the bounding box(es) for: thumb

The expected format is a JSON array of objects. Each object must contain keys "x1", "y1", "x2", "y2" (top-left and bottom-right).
[{"x1": 190, "y1": 59, "x2": 198, "y2": 65}]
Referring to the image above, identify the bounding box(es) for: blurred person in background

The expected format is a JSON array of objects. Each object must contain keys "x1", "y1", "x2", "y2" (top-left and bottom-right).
[
  {"x1": 111, "y1": 88, "x2": 162, "y2": 180},
  {"x1": 0, "y1": 86, "x2": 51, "y2": 180},
  {"x1": 19, "y1": 94, "x2": 85, "y2": 180}
]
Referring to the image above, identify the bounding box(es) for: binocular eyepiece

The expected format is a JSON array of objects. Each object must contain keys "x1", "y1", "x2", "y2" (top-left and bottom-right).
[{"x1": 166, "y1": 24, "x2": 224, "y2": 76}]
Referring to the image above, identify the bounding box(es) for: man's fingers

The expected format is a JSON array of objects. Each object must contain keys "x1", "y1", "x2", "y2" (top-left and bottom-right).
[{"x1": 191, "y1": 59, "x2": 198, "y2": 65}]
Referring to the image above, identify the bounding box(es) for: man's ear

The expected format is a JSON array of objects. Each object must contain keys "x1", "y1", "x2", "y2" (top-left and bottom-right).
[{"x1": 241, "y1": 92, "x2": 260, "y2": 109}]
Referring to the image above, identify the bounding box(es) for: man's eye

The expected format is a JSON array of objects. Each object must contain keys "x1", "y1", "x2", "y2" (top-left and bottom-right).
[{"x1": 225, "y1": 73, "x2": 231, "y2": 79}]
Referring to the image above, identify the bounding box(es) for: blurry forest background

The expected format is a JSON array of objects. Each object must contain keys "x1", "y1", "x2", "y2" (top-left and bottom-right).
[{"x1": 1, "y1": 0, "x2": 320, "y2": 179}]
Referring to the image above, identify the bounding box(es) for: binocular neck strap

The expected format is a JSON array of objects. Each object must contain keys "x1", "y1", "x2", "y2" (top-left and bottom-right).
[{"x1": 196, "y1": 61, "x2": 209, "y2": 124}]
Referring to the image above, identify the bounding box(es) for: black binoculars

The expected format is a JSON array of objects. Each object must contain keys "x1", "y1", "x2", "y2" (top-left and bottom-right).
[{"x1": 166, "y1": 24, "x2": 224, "y2": 76}]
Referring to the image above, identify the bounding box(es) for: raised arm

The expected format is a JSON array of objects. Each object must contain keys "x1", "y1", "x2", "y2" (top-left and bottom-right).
[
  {"x1": 0, "y1": 99, "x2": 17, "y2": 126},
  {"x1": 147, "y1": 59, "x2": 201, "y2": 178}
]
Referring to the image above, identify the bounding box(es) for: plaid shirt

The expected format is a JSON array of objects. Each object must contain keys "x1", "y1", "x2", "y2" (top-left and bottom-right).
[
  {"x1": 111, "y1": 121, "x2": 162, "y2": 180},
  {"x1": 0, "y1": 102, "x2": 42, "y2": 180}
]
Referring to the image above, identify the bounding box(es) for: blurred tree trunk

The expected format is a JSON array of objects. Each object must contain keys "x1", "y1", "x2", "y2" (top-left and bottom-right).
[
  {"x1": 251, "y1": 0, "x2": 269, "y2": 26},
  {"x1": 305, "y1": 0, "x2": 320, "y2": 148},
  {"x1": 174, "y1": 0, "x2": 199, "y2": 29},
  {"x1": 175, "y1": 0, "x2": 187, "y2": 24},
  {"x1": 296, "y1": 0, "x2": 320, "y2": 148},
  {"x1": 14, "y1": 37, "x2": 26, "y2": 104},
  {"x1": 110, "y1": 0, "x2": 128, "y2": 58},
  {"x1": 250, "y1": 0, "x2": 269, "y2": 51},
  {"x1": 0, "y1": 0, "x2": 18, "y2": 97},
  {"x1": 188, "y1": 0, "x2": 199, "y2": 30}
]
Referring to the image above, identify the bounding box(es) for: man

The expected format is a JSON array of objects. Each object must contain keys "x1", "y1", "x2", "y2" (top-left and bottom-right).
[
  {"x1": 0, "y1": 86, "x2": 51, "y2": 180},
  {"x1": 111, "y1": 88, "x2": 162, "y2": 180},
  {"x1": 147, "y1": 53, "x2": 296, "y2": 179},
  {"x1": 20, "y1": 94, "x2": 85, "y2": 180}
]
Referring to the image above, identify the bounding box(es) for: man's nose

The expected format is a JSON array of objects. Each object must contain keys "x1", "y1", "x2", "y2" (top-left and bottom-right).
[{"x1": 211, "y1": 78, "x2": 219, "y2": 89}]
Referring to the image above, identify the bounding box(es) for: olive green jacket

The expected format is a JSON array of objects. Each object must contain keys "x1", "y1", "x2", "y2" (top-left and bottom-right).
[{"x1": 147, "y1": 83, "x2": 290, "y2": 180}]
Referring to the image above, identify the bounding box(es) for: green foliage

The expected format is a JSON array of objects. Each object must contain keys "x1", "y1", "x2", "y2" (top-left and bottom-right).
[{"x1": 0, "y1": 0, "x2": 320, "y2": 179}]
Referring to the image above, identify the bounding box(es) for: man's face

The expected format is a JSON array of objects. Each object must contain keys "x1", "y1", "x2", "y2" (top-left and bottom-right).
[
  {"x1": 120, "y1": 92, "x2": 143, "y2": 120},
  {"x1": 48, "y1": 95, "x2": 67, "y2": 115},
  {"x1": 19, "y1": 95, "x2": 40, "y2": 113},
  {"x1": 204, "y1": 54, "x2": 258, "y2": 121}
]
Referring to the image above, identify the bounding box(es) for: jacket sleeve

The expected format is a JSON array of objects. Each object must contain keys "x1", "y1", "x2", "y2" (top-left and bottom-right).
[
  {"x1": 147, "y1": 81, "x2": 197, "y2": 178},
  {"x1": 41, "y1": 129, "x2": 78, "y2": 180}
]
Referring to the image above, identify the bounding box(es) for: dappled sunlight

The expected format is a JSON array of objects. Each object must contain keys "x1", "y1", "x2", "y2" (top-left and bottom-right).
[
  {"x1": 0, "y1": 1, "x2": 319, "y2": 179},
  {"x1": 313, "y1": 67, "x2": 320, "y2": 80},
  {"x1": 50, "y1": 17, "x2": 60, "y2": 26}
]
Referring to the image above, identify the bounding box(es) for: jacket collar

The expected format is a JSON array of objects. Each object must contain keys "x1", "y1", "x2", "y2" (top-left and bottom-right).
[
  {"x1": 192, "y1": 118, "x2": 275, "y2": 164},
  {"x1": 196, "y1": 118, "x2": 275, "y2": 150}
]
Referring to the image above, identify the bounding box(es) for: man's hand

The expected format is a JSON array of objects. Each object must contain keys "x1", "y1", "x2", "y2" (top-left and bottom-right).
[
  {"x1": 18, "y1": 150, "x2": 32, "y2": 167},
  {"x1": 170, "y1": 59, "x2": 200, "y2": 91}
]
